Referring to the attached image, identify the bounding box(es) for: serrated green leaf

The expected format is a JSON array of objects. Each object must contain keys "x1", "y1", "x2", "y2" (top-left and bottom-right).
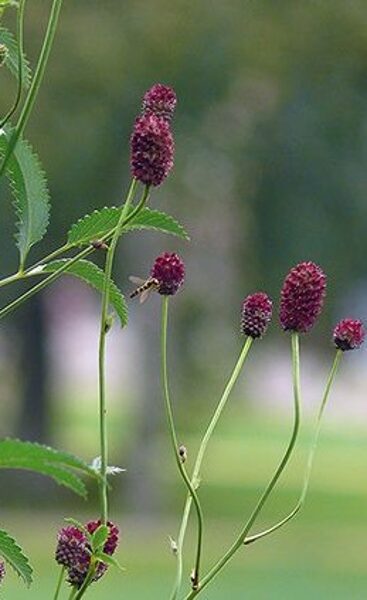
[
  {"x1": 0, "y1": 530, "x2": 33, "y2": 586},
  {"x1": 67, "y1": 206, "x2": 189, "y2": 247},
  {"x1": 43, "y1": 259, "x2": 128, "y2": 327},
  {"x1": 0, "y1": 27, "x2": 31, "y2": 88},
  {"x1": 0, "y1": 128, "x2": 50, "y2": 267},
  {"x1": 92, "y1": 525, "x2": 109, "y2": 552},
  {"x1": 0, "y1": 439, "x2": 98, "y2": 497}
]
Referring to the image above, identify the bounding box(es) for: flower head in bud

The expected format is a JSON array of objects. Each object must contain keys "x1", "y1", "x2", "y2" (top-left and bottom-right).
[
  {"x1": 142, "y1": 83, "x2": 177, "y2": 121},
  {"x1": 280, "y1": 261, "x2": 326, "y2": 333},
  {"x1": 0, "y1": 44, "x2": 8, "y2": 67},
  {"x1": 0, "y1": 561, "x2": 5, "y2": 585},
  {"x1": 241, "y1": 292, "x2": 273, "y2": 338},
  {"x1": 130, "y1": 114, "x2": 174, "y2": 186},
  {"x1": 151, "y1": 252, "x2": 185, "y2": 296},
  {"x1": 55, "y1": 520, "x2": 119, "y2": 588},
  {"x1": 333, "y1": 318, "x2": 365, "y2": 351}
]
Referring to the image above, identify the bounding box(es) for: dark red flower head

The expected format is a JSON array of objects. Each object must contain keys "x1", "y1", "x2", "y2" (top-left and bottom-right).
[
  {"x1": 0, "y1": 561, "x2": 5, "y2": 585},
  {"x1": 55, "y1": 520, "x2": 119, "y2": 589},
  {"x1": 241, "y1": 292, "x2": 273, "y2": 338},
  {"x1": 151, "y1": 252, "x2": 185, "y2": 296},
  {"x1": 280, "y1": 261, "x2": 326, "y2": 333},
  {"x1": 142, "y1": 84, "x2": 177, "y2": 121},
  {"x1": 130, "y1": 113, "x2": 174, "y2": 187},
  {"x1": 333, "y1": 318, "x2": 365, "y2": 351}
]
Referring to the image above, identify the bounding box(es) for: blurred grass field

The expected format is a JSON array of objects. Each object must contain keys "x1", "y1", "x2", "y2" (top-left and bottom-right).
[{"x1": 3, "y1": 409, "x2": 367, "y2": 599}]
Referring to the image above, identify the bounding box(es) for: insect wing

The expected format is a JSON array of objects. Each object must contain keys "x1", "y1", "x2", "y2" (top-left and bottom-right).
[
  {"x1": 139, "y1": 287, "x2": 154, "y2": 304},
  {"x1": 129, "y1": 276, "x2": 146, "y2": 285}
]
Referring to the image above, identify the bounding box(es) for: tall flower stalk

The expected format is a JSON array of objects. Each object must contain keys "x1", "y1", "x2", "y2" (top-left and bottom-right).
[{"x1": 170, "y1": 292, "x2": 272, "y2": 599}]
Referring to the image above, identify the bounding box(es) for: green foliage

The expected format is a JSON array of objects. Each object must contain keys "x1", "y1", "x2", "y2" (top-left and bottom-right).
[
  {"x1": 0, "y1": 529, "x2": 33, "y2": 586},
  {"x1": 0, "y1": 26, "x2": 31, "y2": 87},
  {"x1": 67, "y1": 205, "x2": 189, "y2": 247},
  {"x1": 43, "y1": 259, "x2": 128, "y2": 327},
  {"x1": 0, "y1": 128, "x2": 50, "y2": 268},
  {"x1": 95, "y1": 551, "x2": 125, "y2": 572},
  {"x1": 91, "y1": 524, "x2": 109, "y2": 552},
  {"x1": 0, "y1": 439, "x2": 98, "y2": 498}
]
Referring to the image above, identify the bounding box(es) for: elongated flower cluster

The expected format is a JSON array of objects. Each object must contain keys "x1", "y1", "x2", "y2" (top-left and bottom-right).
[
  {"x1": 241, "y1": 292, "x2": 273, "y2": 338},
  {"x1": 55, "y1": 520, "x2": 119, "y2": 588},
  {"x1": 130, "y1": 83, "x2": 177, "y2": 186},
  {"x1": 0, "y1": 561, "x2": 5, "y2": 585},
  {"x1": 280, "y1": 261, "x2": 326, "y2": 333},
  {"x1": 333, "y1": 318, "x2": 365, "y2": 351},
  {"x1": 142, "y1": 83, "x2": 177, "y2": 121},
  {"x1": 151, "y1": 252, "x2": 185, "y2": 296}
]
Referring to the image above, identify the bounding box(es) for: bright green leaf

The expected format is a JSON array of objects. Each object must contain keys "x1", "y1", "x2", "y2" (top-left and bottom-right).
[
  {"x1": 0, "y1": 530, "x2": 33, "y2": 586},
  {"x1": 91, "y1": 525, "x2": 109, "y2": 552},
  {"x1": 0, "y1": 27, "x2": 31, "y2": 88},
  {"x1": 95, "y1": 552, "x2": 125, "y2": 572},
  {"x1": 43, "y1": 259, "x2": 128, "y2": 327},
  {"x1": 67, "y1": 206, "x2": 189, "y2": 247},
  {"x1": 0, "y1": 128, "x2": 50, "y2": 268},
  {"x1": 0, "y1": 439, "x2": 98, "y2": 498}
]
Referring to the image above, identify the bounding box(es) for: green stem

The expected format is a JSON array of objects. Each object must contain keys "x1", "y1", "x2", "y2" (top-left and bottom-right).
[
  {"x1": 73, "y1": 561, "x2": 96, "y2": 600},
  {"x1": 244, "y1": 348, "x2": 343, "y2": 545},
  {"x1": 97, "y1": 179, "x2": 146, "y2": 523},
  {"x1": 52, "y1": 566, "x2": 65, "y2": 600},
  {"x1": 170, "y1": 336, "x2": 253, "y2": 600},
  {"x1": 0, "y1": 0, "x2": 26, "y2": 128},
  {"x1": 0, "y1": 0, "x2": 64, "y2": 180},
  {"x1": 184, "y1": 332, "x2": 302, "y2": 599},
  {"x1": 161, "y1": 297, "x2": 204, "y2": 591}
]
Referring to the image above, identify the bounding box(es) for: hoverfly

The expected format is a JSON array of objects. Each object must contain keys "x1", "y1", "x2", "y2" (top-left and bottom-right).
[{"x1": 129, "y1": 276, "x2": 160, "y2": 303}]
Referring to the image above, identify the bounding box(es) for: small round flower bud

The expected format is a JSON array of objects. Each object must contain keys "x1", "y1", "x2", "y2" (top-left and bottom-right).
[
  {"x1": 142, "y1": 84, "x2": 177, "y2": 121},
  {"x1": 151, "y1": 252, "x2": 185, "y2": 296},
  {"x1": 0, "y1": 561, "x2": 5, "y2": 585},
  {"x1": 0, "y1": 44, "x2": 8, "y2": 67},
  {"x1": 333, "y1": 318, "x2": 365, "y2": 351},
  {"x1": 280, "y1": 261, "x2": 326, "y2": 333},
  {"x1": 130, "y1": 114, "x2": 174, "y2": 186},
  {"x1": 241, "y1": 292, "x2": 273, "y2": 338},
  {"x1": 178, "y1": 444, "x2": 187, "y2": 463}
]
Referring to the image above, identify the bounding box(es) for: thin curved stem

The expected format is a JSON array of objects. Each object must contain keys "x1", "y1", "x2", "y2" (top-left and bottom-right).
[
  {"x1": 0, "y1": 0, "x2": 26, "y2": 128},
  {"x1": 244, "y1": 348, "x2": 343, "y2": 545},
  {"x1": 0, "y1": 0, "x2": 64, "y2": 180},
  {"x1": 170, "y1": 336, "x2": 253, "y2": 600},
  {"x1": 184, "y1": 332, "x2": 302, "y2": 599},
  {"x1": 161, "y1": 297, "x2": 204, "y2": 591},
  {"x1": 97, "y1": 178, "x2": 142, "y2": 523},
  {"x1": 52, "y1": 566, "x2": 65, "y2": 600}
]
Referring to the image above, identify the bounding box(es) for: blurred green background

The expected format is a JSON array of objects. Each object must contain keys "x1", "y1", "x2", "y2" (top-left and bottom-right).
[{"x1": 1, "y1": 1, "x2": 367, "y2": 598}]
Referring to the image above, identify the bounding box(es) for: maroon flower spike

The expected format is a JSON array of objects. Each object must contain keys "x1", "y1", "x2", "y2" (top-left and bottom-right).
[
  {"x1": 0, "y1": 561, "x2": 5, "y2": 585},
  {"x1": 55, "y1": 520, "x2": 119, "y2": 589},
  {"x1": 130, "y1": 113, "x2": 174, "y2": 186},
  {"x1": 142, "y1": 83, "x2": 177, "y2": 121},
  {"x1": 151, "y1": 252, "x2": 185, "y2": 296},
  {"x1": 333, "y1": 318, "x2": 365, "y2": 351},
  {"x1": 280, "y1": 261, "x2": 326, "y2": 333},
  {"x1": 241, "y1": 292, "x2": 273, "y2": 338},
  {"x1": 55, "y1": 526, "x2": 90, "y2": 588}
]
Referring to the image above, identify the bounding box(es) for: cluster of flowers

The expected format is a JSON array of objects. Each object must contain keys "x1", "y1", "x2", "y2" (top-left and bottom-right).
[
  {"x1": 145, "y1": 252, "x2": 364, "y2": 351},
  {"x1": 130, "y1": 83, "x2": 177, "y2": 186},
  {"x1": 55, "y1": 520, "x2": 119, "y2": 589},
  {"x1": 241, "y1": 260, "x2": 364, "y2": 350}
]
